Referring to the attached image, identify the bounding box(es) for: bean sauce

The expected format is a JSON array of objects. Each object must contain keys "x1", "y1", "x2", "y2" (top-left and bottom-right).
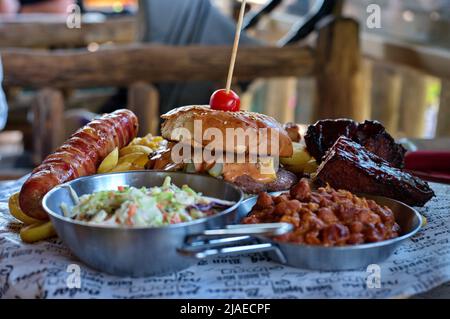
[{"x1": 242, "y1": 179, "x2": 401, "y2": 246}]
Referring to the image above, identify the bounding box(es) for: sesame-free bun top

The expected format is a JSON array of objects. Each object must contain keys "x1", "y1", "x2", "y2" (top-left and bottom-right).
[{"x1": 161, "y1": 105, "x2": 293, "y2": 157}]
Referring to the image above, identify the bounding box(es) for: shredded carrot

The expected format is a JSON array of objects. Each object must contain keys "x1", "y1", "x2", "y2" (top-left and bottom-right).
[
  {"x1": 170, "y1": 214, "x2": 181, "y2": 224},
  {"x1": 128, "y1": 204, "x2": 137, "y2": 217}
]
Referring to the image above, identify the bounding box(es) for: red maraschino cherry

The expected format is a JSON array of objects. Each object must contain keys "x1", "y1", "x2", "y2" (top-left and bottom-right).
[{"x1": 210, "y1": 89, "x2": 241, "y2": 112}]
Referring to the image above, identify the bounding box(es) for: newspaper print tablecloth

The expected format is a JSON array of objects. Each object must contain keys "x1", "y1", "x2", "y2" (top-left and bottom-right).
[{"x1": 1, "y1": 176, "x2": 450, "y2": 299}]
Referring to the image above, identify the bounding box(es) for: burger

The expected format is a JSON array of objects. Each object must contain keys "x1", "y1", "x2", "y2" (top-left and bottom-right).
[{"x1": 146, "y1": 105, "x2": 298, "y2": 194}]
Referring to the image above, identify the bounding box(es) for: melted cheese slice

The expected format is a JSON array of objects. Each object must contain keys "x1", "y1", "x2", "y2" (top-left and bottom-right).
[{"x1": 223, "y1": 158, "x2": 277, "y2": 184}]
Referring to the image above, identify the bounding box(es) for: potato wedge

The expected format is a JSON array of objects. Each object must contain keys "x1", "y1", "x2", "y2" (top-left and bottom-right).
[
  {"x1": 97, "y1": 147, "x2": 119, "y2": 173},
  {"x1": 131, "y1": 163, "x2": 146, "y2": 170},
  {"x1": 132, "y1": 153, "x2": 149, "y2": 167},
  {"x1": 109, "y1": 162, "x2": 134, "y2": 172},
  {"x1": 119, "y1": 145, "x2": 153, "y2": 157},
  {"x1": 422, "y1": 215, "x2": 428, "y2": 227},
  {"x1": 8, "y1": 192, "x2": 41, "y2": 225},
  {"x1": 20, "y1": 221, "x2": 56, "y2": 243},
  {"x1": 118, "y1": 152, "x2": 145, "y2": 165},
  {"x1": 131, "y1": 134, "x2": 165, "y2": 149},
  {"x1": 304, "y1": 159, "x2": 319, "y2": 174},
  {"x1": 280, "y1": 142, "x2": 311, "y2": 173},
  {"x1": 282, "y1": 165, "x2": 302, "y2": 174},
  {"x1": 130, "y1": 137, "x2": 143, "y2": 146}
]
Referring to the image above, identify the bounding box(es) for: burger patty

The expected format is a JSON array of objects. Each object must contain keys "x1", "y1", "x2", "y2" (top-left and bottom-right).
[{"x1": 232, "y1": 169, "x2": 298, "y2": 194}]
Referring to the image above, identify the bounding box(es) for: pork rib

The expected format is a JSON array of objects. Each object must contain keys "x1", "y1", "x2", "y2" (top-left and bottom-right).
[
  {"x1": 314, "y1": 136, "x2": 434, "y2": 207},
  {"x1": 305, "y1": 119, "x2": 406, "y2": 168}
]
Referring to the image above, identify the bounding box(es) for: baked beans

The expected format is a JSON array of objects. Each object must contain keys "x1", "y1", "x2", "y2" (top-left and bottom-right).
[{"x1": 242, "y1": 179, "x2": 400, "y2": 246}]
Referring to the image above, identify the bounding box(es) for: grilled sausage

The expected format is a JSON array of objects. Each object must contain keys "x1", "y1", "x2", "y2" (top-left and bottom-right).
[{"x1": 19, "y1": 109, "x2": 139, "y2": 220}]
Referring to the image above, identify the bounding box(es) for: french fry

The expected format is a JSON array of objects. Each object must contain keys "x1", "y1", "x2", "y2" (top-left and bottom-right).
[
  {"x1": 8, "y1": 192, "x2": 41, "y2": 225},
  {"x1": 20, "y1": 221, "x2": 56, "y2": 243},
  {"x1": 119, "y1": 145, "x2": 153, "y2": 157},
  {"x1": 97, "y1": 147, "x2": 119, "y2": 173}
]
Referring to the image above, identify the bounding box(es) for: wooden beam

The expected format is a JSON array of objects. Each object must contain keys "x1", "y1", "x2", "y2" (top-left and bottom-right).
[
  {"x1": 398, "y1": 69, "x2": 429, "y2": 138},
  {"x1": 1, "y1": 45, "x2": 315, "y2": 88},
  {"x1": 360, "y1": 59, "x2": 373, "y2": 121},
  {"x1": 263, "y1": 77, "x2": 297, "y2": 123},
  {"x1": 128, "y1": 82, "x2": 160, "y2": 136},
  {"x1": 314, "y1": 17, "x2": 366, "y2": 121},
  {"x1": 0, "y1": 16, "x2": 136, "y2": 48},
  {"x1": 333, "y1": 0, "x2": 345, "y2": 16},
  {"x1": 295, "y1": 77, "x2": 315, "y2": 123},
  {"x1": 32, "y1": 88, "x2": 65, "y2": 164},
  {"x1": 362, "y1": 33, "x2": 450, "y2": 81},
  {"x1": 370, "y1": 62, "x2": 403, "y2": 136}
]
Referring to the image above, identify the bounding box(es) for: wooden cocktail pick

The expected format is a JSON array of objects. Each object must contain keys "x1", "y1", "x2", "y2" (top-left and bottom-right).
[{"x1": 210, "y1": 0, "x2": 247, "y2": 112}]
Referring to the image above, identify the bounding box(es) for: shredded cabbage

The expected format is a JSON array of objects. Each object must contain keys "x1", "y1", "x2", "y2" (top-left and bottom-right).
[{"x1": 65, "y1": 177, "x2": 214, "y2": 227}]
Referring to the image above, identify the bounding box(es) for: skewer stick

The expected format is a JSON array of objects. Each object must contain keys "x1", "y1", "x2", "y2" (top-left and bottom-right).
[{"x1": 226, "y1": 0, "x2": 247, "y2": 94}]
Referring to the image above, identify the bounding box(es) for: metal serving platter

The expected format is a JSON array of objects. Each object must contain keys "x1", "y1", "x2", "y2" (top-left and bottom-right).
[
  {"x1": 180, "y1": 192, "x2": 423, "y2": 271},
  {"x1": 42, "y1": 171, "x2": 243, "y2": 277}
]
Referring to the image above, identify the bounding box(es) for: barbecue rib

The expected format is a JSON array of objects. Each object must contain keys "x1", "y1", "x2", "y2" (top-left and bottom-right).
[
  {"x1": 305, "y1": 119, "x2": 406, "y2": 168},
  {"x1": 314, "y1": 136, "x2": 435, "y2": 207}
]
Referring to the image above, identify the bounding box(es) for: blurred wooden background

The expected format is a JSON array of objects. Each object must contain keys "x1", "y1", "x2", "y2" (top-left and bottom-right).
[{"x1": 0, "y1": 0, "x2": 449, "y2": 180}]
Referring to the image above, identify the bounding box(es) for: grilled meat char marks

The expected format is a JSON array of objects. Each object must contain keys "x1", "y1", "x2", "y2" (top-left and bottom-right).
[
  {"x1": 305, "y1": 119, "x2": 406, "y2": 168},
  {"x1": 314, "y1": 137, "x2": 435, "y2": 207},
  {"x1": 19, "y1": 109, "x2": 139, "y2": 220},
  {"x1": 305, "y1": 119, "x2": 357, "y2": 163},
  {"x1": 356, "y1": 121, "x2": 406, "y2": 168}
]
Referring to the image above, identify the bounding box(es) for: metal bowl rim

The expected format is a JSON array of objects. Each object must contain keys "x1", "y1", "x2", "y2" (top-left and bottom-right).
[
  {"x1": 43, "y1": 170, "x2": 244, "y2": 230},
  {"x1": 242, "y1": 191, "x2": 423, "y2": 251}
]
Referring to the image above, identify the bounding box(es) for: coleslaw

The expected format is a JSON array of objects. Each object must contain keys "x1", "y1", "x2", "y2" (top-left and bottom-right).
[{"x1": 61, "y1": 177, "x2": 227, "y2": 227}]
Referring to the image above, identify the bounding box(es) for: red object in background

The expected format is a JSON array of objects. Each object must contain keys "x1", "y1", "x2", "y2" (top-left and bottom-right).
[
  {"x1": 210, "y1": 89, "x2": 241, "y2": 112},
  {"x1": 405, "y1": 151, "x2": 450, "y2": 184}
]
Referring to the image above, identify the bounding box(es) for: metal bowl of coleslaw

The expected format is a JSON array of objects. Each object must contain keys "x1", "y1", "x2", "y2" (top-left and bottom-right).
[{"x1": 42, "y1": 171, "x2": 243, "y2": 277}]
